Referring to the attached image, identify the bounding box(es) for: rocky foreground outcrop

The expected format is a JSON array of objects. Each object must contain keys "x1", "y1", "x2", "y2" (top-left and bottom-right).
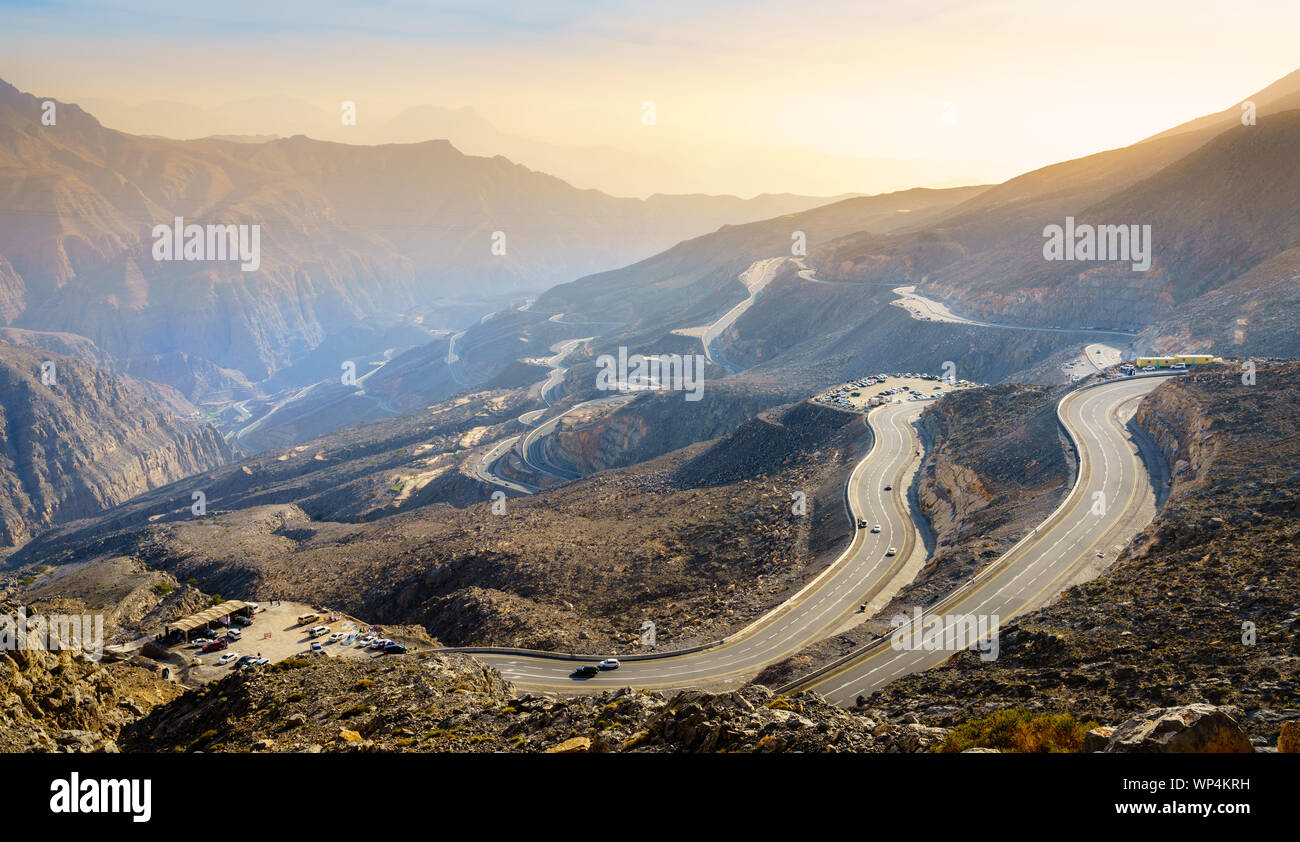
[
  {"x1": 1089, "y1": 704, "x2": 1255, "y2": 753},
  {"x1": 114, "y1": 652, "x2": 1278, "y2": 754},
  {"x1": 120, "y1": 652, "x2": 959, "y2": 754},
  {"x1": 0, "y1": 601, "x2": 183, "y2": 752}
]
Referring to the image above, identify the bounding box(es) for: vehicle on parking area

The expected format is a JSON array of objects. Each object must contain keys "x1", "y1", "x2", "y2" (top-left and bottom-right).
[
  {"x1": 857, "y1": 518, "x2": 867, "y2": 528},
  {"x1": 329, "y1": 632, "x2": 347, "y2": 642},
  {"x1": 226, "y1": 629, "x2": 242, "y2": 640},
  {"x1": 217, "y1": 652, "x2": 239, "y2": 665},
  {"x1": 572, "y1": 665, "x2": 600, "y2": 677},
  {"x1": 358, "y1": 636, "x2": 376, "y2": 648},
  {"x1": 309, "y1": 625, "x2": 330, "y2": 638},
  {"x1": 233, "y1": 615, "x2": 253, "y2": 626},
  {"x1": 202, "y1": 639, "x2": 228, "y2": 652},
  {"x1": 297, "y1": 614, "x2": 319, "y2": 626},
  {"x1": 598, "y1": 658, "x2": 621, "y2": 670},
  {"x1": 310, "y1": 642, "x2": 324, "y2": 653},
  {"x1": 382, "y1": 643, "x2": 407, "y2": 654},
  {"x1": 371, "y1": 638, "x2": 392, "y2": 650}
]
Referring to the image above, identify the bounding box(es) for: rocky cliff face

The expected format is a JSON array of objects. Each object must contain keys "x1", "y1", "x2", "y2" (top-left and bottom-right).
[{"x1": 0, "y1": 342, "x2": 232, "y2": 546}]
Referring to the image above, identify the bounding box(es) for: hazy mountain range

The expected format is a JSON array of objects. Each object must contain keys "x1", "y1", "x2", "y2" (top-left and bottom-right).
[
  {"x1": 76, "y1": 95, "x2": 1007, "y2": 198},
  {"x1": 0, "y1": 78, "x2": 860, "y2": 388}
]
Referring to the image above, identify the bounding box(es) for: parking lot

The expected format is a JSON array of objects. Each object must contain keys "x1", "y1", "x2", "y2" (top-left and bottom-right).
[
  {"x1": 813, "y1": 371, "x2": 978, "y2": 412},
  {"x1": 170, "y1": 600, "x2": 407, "y2": 684}
]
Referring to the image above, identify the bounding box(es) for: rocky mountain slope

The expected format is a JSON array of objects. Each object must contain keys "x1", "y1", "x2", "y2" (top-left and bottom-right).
[
  {"x1": 9, "y1": 396, "x2": 866, "y2": 654},
  {"x1": 0, "y1": 77, "x2": 857, "y2": 391},
  {"x1": 436, "y1": 69, "x2": 1300, "y2": 404},
  {"x1": 0, "y1": 341, "x2": 232, "y2": 547}
]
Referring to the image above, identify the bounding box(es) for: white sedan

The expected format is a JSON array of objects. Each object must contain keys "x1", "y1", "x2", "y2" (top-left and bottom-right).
[{"x1": 216, "y1": 652, "x2": 239, "y2": 665}]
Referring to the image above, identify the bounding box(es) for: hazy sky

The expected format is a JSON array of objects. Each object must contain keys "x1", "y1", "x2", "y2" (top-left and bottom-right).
[{"x1": 4, "y1": 0, "x2": 1299, "y2": 193}]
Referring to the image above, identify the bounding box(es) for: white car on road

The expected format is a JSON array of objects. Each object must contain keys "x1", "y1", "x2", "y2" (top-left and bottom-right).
[{"x1": 870, "y1": 524, "x2": 882, "y2": 533}]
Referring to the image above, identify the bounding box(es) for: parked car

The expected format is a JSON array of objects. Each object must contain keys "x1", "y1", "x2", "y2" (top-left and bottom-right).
[
  {"x1": 233, "y1": 615, "x2": 253, "y2": 627},
  {"x1": 225, "y1": 629, "x2": 242, "y2": 640},
  {"x1": 357, "y1": 636, "x2": 377, "y2": 648},
  {"x1": 202, "y1": 639, "x2": 228, "y2": 653},
  {"x1": 371, "y1": 638, "x2": 393, "y2": 650},
  {"x1": 309, "y1": 625, "x2": 330, "y2": 638},
  {"x1": 598, "y1": 658, "x2": 621, "y2": 670},
  {"x1": 328, "y1": 631, "x2": 347, "y2": 642},
  {"x1": 382, "y1": 643, "x2": 407, "y2": 654},
  {"x1": 310, "y1": 642, "x2": 324, "y2": 653},
  {"x1": 216, "y1": 652, "x2": 239, "y2": 665}
]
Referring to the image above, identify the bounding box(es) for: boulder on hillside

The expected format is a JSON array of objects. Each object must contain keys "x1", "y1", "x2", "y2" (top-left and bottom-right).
[{"x1": 1102, "y1": 704, "x2": 1253, "y2": 753}]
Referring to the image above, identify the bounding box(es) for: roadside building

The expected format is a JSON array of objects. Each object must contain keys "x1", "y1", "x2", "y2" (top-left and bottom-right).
[{"x1": 161, "y1": 600, "x2": 256, "y2": 643}]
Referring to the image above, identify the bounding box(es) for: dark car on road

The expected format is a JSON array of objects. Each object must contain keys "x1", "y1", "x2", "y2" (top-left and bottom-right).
[{"x1": 572, "y1": 665, "x2": 600, "y2": 678}]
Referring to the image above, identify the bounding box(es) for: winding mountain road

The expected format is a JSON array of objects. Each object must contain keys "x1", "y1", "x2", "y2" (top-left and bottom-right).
[
  {"x1": 788, "y1": 373, "x2": 1172, "y2": 703},
  {"x1": 462, "y1": 400, "x2": 930, "y2": 689},
  {"x1": 694, "y1": 257, "x2": 786, "y2": 373},
  {"x1": 451, "y1": 374, "x2": 1175, "y2": 700}
]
